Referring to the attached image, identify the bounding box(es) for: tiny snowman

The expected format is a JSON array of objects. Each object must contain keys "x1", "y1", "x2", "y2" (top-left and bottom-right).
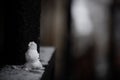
[{"x1": 24, "y1": 41, "x2": 43, "y2": 71}]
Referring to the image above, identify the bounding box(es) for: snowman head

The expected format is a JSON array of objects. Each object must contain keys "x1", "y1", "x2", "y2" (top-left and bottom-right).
[{"x1": 28, "y1": 41, "x2": 37, "y2": 50}]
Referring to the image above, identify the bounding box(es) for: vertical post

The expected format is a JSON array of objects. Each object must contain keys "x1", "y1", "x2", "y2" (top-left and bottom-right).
[{"x1": 114, "y1": 0, "x2": 120, "y2": 79}]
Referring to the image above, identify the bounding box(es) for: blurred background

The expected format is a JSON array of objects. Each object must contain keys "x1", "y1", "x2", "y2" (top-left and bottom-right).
[{"x1": 40, "y1": 0, "x2": 119, "y2": 80}]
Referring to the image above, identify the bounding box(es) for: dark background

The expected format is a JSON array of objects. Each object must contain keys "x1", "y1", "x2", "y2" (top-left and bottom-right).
[{"x1": 0, "y1": 0, "x2": 40, "y2": 66}]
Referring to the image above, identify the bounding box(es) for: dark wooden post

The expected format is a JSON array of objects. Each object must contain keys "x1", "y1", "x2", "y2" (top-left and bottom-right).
[{"x1": 114, "y1": 0, "x2": 120, "y2": 80}]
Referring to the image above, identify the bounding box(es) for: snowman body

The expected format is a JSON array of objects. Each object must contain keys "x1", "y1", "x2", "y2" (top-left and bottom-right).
[{"x1": 25, "y1": 41, "x2": 43, "y2": 70}]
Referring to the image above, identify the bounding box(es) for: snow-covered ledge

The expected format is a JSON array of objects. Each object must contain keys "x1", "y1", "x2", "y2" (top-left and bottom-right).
[
  {"x1": 40, "y1": 47, "x2": 55, "y2": 65},
  {"x1": 0, "y1": 46, "x2": 55, "y2": 80}
]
